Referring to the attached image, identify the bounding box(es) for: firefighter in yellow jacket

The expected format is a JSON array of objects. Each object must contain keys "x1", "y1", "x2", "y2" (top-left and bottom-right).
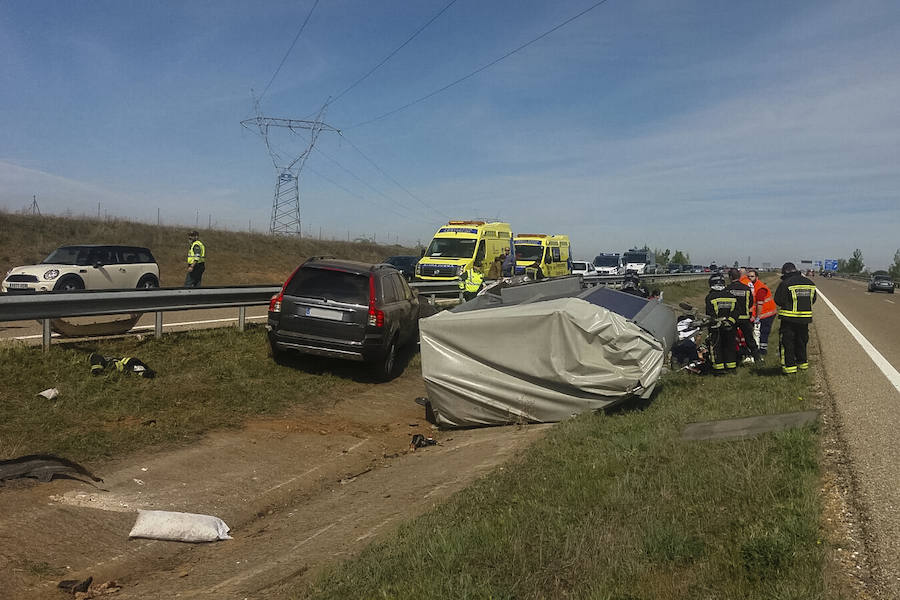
[
  {"x1": 458, "y1": 267, "x2": 484, "y2": 301},
  {"x1": 774, "y1": 262, "x2": 816, "y2": 374}
]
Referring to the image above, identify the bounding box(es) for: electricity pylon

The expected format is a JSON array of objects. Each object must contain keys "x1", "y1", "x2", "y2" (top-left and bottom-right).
[{"x1": 241, "y1": 104, "x2": 339, "y2": 236}]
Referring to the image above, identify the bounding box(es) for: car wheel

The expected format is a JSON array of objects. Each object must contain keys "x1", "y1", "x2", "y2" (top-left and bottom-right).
[
  {"x1": 373, "y1": 337, "x2": 399, "y2": 382},
  {"x1": 54, "y1": 276, "x2": 85, "y2": 291},
  {"x1": 137, "y1": 274, "x2": 159, "y2": 288}
]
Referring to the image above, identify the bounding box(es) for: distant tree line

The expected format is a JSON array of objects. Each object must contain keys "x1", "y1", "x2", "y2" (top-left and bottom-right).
[{"x1": 835, "y1": 248, "x2": 900, "y2": 278}]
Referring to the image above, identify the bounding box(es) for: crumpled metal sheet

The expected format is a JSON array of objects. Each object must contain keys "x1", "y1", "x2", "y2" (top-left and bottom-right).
[{"x1": 420, "y1": 297, "x2": 666, "y2": 427}]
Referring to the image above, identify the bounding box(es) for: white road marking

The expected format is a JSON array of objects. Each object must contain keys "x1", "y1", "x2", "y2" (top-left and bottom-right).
[
  {"x1": 886, "y1": 299, "x2": 895, "y2": 304},
  {"x1": 10, "y1": 315, "x2": 267, "y2": 341},
  {"x1": 818, "y1": 290, "x2": 900, "y2": 394}
]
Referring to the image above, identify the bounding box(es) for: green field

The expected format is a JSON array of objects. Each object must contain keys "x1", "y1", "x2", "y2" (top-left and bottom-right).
[{"x1": 302, "y1": 277, "x2": 835, "y2": 599}]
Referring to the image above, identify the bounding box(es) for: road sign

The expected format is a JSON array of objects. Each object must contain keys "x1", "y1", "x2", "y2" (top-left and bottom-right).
[{"x1": 824, "y1": 259, "x2": 838, "y2": 272}]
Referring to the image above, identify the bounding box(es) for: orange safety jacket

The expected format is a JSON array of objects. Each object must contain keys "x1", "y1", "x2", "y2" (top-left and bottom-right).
[{"x1": 754, "y1": 280, "x2": 777, "y2": 320}]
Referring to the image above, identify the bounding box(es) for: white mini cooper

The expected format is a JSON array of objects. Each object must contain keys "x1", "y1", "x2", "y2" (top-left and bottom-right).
[{"x1": 2, "y1": 245, "x2": 160, "y2": 293}]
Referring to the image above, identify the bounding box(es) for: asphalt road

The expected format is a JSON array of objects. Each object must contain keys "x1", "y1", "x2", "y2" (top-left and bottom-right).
[{"x1": 814, "y1": 276, "x2": 900, "y2": 597}]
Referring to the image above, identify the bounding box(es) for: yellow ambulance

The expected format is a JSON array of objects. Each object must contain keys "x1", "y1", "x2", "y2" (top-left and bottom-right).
[
  {"x1": 512, "y1": 234, "x2": 572, "y2": 278},
  {"x1": 416, "y1": 221, "x2": 512, "y2": 281}
]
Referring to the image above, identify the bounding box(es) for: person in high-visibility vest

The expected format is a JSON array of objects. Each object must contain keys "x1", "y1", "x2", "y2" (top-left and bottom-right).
[
  {"x1": 747, "y1": 268, "x2": 777, "y2": 355},
  {"x1": 185, "y1": 230, "x2": 206, "y2": 287},
  {"x1": 458, "y1": 267, "x2": 484, "y2": 301},
  {"x1": 774, "y1": 262, "x2": 817, "y2": 374}
]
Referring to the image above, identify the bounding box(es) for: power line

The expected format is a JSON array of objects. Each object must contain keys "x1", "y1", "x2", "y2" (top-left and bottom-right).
[
  {"x1": 339, "y1": 132, "x2": 451, "y2": 220},
  {"x1": 350, "y1": 0, "x2": 612, "y2": 128},
  {"x1": 306, "y1": 164, "x2": 439, "y2": 227},
  {"x1": 331, "y1": 0, "x2": 460, "y2": 104},
  {"x1": 259, "y1": 0, "x2": 321, "y2": 102},
  {"x1": 312, "y1": 144, "x2": 437, "y2": 222}
]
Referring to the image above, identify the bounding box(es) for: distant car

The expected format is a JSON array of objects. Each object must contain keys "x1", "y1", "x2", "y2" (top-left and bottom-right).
[
  {"x1": 2, "y1": 245, "x2": 160, "y2": 293},
  {"x1": 571, "y1": 261, "x2": 597, "y2": 277},
  {"x1": 691, "y1": 265, "x2": 705, "y2": 273},
  {"x1": 266, "y1": 258, "x2": 420, "y2": 380},
  {"x1": 383, "y1": 255, "x2": 419, "y2": 281},
  {"x1": 868, "y1": 274, "x2": 895, "y2": 294}
]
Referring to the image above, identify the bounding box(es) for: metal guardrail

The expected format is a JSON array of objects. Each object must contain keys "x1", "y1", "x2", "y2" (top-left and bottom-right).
[{"x1": 0, "y1": 273, "x2": 708, "y2": 350}]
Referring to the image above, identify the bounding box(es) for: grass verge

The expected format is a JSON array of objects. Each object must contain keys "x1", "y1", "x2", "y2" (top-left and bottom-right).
[
  {"x1": 0, "y1": 325, "x2": 351, "y2": 462},
  {"x1": 304, "y1": 277, "x2": 828, "y2": 599}
]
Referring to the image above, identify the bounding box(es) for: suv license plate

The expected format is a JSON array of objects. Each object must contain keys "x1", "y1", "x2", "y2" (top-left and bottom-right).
[{"x1": 306, "y1": 307, "x2": 343, "y2": 321}]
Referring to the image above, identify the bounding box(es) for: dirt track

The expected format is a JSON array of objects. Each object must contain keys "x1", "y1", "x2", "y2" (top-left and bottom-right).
[{"x1": 0, "y1": 370, "x2": 548, "y2": 599}]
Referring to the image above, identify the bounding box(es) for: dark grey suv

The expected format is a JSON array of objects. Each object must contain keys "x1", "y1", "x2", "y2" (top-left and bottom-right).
[{"x1": 266, "y1": 258, "x2": 419, "y2": 380}]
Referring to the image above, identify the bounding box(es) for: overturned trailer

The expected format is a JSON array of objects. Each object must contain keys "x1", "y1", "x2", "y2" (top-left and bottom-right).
[{"x1": 419, "y1": 277, "x2": 676, "y2": 427}]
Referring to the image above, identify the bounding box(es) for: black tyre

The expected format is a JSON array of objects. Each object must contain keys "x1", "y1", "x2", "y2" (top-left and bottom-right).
[
  {"x1": 137, "y1": 274, "x2": 159, "y2": 288},
  {"x1": 372, "y1": 337, "x2": 400, "y2": 382},
  {"x1": 54, "y1": 276, "x2": 84, "y2": 291}
]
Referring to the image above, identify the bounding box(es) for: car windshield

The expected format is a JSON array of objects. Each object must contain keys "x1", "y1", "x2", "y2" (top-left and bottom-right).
[
  {"x1": 42, "y1": 246, "x2": 91, "y2": 266},
  {"x1": 514, "y1": 244, "x2": 543, "y2": 262},
  {"x1": 424, "y1": 237, "x2": 477, "y2": 259},
  {"x1": 285, "y1": 268, "x2": 369, "y2": 305},
  {"x1": 623, "y1": 252, "x2": 648, "y2": 263},
  {"x1": 593, "y1": 256, "x2": 619, "y2": 267},
  {"x1": 875, "y1": 276, "x2": 891, "y2": 281}
]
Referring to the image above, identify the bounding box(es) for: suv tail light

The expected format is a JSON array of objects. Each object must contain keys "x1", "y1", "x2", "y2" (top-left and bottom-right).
[
  {"x1": 270, "y1": 265, "x2": 302, "y2": 314},
  {"x1": 367, "y1": 274, "x2": 384, "y2": 327}
]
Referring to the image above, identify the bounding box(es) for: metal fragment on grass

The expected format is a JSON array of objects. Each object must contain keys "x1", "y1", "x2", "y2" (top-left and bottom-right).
[{"x1": 681, "y1": 410, "x2": 820, "y2": 441}]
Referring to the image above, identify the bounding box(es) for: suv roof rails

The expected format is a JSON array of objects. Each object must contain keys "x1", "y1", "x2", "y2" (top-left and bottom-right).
[{"x1": 303, "y1": 255, "x2": 336, "y2": 265}]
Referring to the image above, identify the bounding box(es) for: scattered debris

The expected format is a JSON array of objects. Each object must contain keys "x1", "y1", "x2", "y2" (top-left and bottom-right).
[
  {"x1": 0, "y1": 454, "x2": 104, "y2": 488},
  {"x1": 339, "y1": 467, "x2": 373, "y2": 485},
  {"x1": 410, "y1": 434, "x2": 437, "y2": 450},
  {"x1": 681, "y1": 410, "x2": 820, "y2": 441},
  {"x1": 128, "y1": 510, "x2": 232, "y2": 543},
  {"x1": 37, "y1": 387, "x2": 60, "y2": 400},
  {"x1": 58, "y1": 576, "x2": 92, "y2": 594},
  {"x1": 89, "y1": 353, "x2": 156, "y2": 378},
  {"x1": 132, "y1": 478, "x2": 145, "y2": 486}
]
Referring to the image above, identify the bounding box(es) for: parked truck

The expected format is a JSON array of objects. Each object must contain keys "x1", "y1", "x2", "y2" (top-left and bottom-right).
[
  {"x1": 592, "y1": 253, "x2": 623, "y2": 275},
  {"x1": 622, "y1": 248, "x2": 658, "y2": 275}
]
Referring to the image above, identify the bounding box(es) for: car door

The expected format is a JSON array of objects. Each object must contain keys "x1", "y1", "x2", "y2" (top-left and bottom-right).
[
  {"x1": 395, "y1": 273, "x2": 418, "y2": 342},
  {"x1": 82, "y1": 247, "x2": 118, "y2": 289}
]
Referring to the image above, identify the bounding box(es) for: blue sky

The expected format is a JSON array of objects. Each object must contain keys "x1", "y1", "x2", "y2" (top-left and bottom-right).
[{"x1": 2, "y1": 0, "x2": 898, "y2": 269}]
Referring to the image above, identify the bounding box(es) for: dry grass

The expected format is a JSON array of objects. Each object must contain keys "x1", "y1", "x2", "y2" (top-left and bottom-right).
[{"x1": 0, "y1": 211, "x2": 418, "y2": 286}]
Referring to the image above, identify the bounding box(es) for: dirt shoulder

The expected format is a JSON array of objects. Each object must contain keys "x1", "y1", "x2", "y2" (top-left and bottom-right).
[{"x1": 0, "y1": 370, "x2": 549, "y2": 599}]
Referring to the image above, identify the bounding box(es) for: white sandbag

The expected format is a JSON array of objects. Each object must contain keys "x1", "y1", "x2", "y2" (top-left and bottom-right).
[{"x1": 129, "y1": 510, "x2": 232, "y2": 542}]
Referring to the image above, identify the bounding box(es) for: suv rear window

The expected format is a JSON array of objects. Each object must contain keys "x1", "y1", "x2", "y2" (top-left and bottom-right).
[{"x1": 285, "y1": 268, "x2": 369, "y2": 305}]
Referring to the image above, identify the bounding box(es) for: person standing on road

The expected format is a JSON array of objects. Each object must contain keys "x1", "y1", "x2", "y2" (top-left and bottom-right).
[
  {"x1": 705, "y1": 273, "x2": 738, "y2": 373},
  {"x1": 747, "y1": 269, "x2": 777, "y2": 355},
  {"x1": 185, "y1": 230, "x2": 206, "y2": 287},
  {"x1": 726, "y1": 268, "x2": 762, "y2": 363},
  {"x1": 774, "y1": 262, "x2": 817, "y2": 374}
]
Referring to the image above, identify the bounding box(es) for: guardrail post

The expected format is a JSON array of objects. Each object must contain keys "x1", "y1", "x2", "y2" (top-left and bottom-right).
[
  {"x1": 154, "y1": 312, "x2": 163, "y2": 339},
  {"x1": 42, "y1": 319, "x2": 51, "y2": 352},
  {"x1": 238, "y1": 306, "x2": 246, "y2": 331},
  {"x1": 430, "y1": 294, "x2": 436, "y2": 305}
]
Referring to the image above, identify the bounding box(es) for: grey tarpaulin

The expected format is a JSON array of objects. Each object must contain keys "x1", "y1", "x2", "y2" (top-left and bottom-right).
[{"x1": 420, "y1": 296, "x2": 669, "y2": 427}]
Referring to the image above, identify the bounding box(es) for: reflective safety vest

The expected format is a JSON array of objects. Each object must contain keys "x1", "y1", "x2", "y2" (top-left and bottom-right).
[
  {"x1": 187, "y1": 240, "x2": 206, "y2": 265},
  {"x1": 774, "y1": 273, "x2": 816, "y2": 322},
  {"x1": 754, "y1": 281, "x2": 778, "y2": 319},
  {"x1": 458, "y1": 269, "x2": 484, "y2": 293},
  {"x1": 705, "y1": 290, "x2": 736, "y2": 324}
]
